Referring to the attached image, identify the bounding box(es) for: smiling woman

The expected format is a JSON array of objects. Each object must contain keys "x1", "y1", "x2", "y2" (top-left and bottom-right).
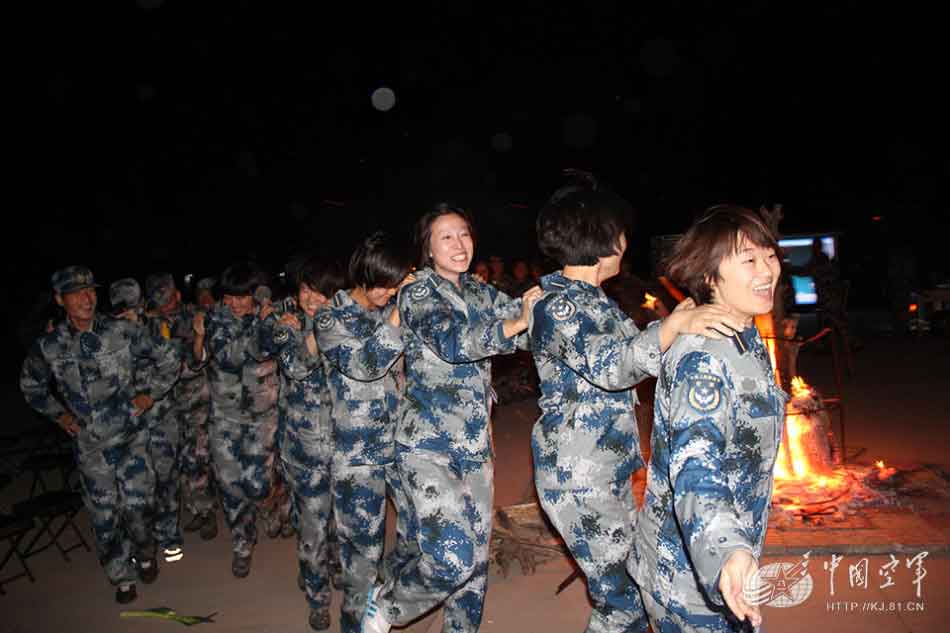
[{"x1": 630, "y1": 205, "x2": 789, "y2": 633}]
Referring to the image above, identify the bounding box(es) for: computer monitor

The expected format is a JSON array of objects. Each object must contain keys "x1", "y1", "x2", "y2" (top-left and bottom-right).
[{"x1": 778, "y1": 234, "x2": 838, "y2": 307}]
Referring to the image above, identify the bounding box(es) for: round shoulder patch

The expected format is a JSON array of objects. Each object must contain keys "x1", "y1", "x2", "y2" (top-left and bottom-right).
[
  {"x1": 687, "y1": 373, "x2": 723, "y2": 413},
  {"x1": 408, "y1": 284, "x2": 431, "y2": 301},
  {"x1": 316, "y1": 312, "x2": 336, "y2": 331},
  {"x1": 273, "y1": 327, "x2": 290, "y2": 344},
  {"x1": 547, "y1": 295, "x2": 577, "y2": 322}
]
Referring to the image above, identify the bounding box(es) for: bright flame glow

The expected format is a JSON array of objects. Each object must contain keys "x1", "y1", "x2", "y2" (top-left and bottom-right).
[
  {"x1": 875, "y1": 460, "x2": 885, "y2": 469},
  {"x1": 909, "y1": 303, "x2": 918, "y2": 313},
  {"x1": 790, "y1": 376, "x2": 810, "y2": 398},
  {"x1": 641, "y1": 293, "x2": 658, "y2": 310}
]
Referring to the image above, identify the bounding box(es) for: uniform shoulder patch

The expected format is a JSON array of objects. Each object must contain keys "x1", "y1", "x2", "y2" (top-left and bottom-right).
[
  {"x1": 316, "y1": 311, "x2": 336, "y2": 331},
  {"x1": 547, "y1": 295, "x2": 577, "y2": 322},
  {"x1": 687, "y1": 373, "x2": 723, "y2": 413},
  {"x1": 408, "y1": 284, "x2": 431, "y2": 301}
]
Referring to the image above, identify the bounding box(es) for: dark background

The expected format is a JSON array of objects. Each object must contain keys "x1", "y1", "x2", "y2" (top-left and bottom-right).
[{"x1": 8, "y1": 1, "x2": 947, "y2": 375}]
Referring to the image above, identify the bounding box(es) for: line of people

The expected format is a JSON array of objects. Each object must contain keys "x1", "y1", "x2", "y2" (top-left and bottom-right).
[{"x1": 21, "y1": 175, "x2": 787, "y2": 633}]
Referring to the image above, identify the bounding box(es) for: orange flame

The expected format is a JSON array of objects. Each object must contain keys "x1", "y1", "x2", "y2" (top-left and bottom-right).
[
  {"x1": 875, "y1": 460, "x2": 885, "y2": 469},
  {"x1": 641, "y1": 293, "x2": 658, "y2": 310}
]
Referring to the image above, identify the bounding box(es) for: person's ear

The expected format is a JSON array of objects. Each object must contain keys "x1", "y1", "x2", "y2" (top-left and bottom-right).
[{"x1": 54, "y1": 293, "x2": 64, "y2": 307}]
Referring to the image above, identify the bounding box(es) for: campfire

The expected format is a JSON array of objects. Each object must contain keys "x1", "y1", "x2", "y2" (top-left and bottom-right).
[{"x1": 757, "y1": 316, "x2": 899, "y2": 522}]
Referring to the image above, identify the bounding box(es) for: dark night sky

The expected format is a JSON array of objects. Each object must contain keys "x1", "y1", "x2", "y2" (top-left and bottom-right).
[{"x1": 8, "y1": 0, "x2": 947, "y2": 369}]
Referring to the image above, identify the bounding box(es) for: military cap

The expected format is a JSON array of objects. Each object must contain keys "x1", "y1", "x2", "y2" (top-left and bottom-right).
[
  {"x1": 196, "y1": 276, "x2": 216, "y2": 291},
  {"x1": 145, "y1": 272, "x2": 177, "y2": 307},
  {"x1": 109, "y1": 278, "x2": 142, "y2": 311},
  {"x1": 51, "y1": 265, "x2": 100, "y2": 295}
]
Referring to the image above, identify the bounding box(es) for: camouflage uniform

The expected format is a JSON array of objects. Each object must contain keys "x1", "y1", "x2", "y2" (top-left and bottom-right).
[
  {"x1": 316, "y1": 290, "x2": 404, "y2": 633},
  {"x1": 168, "y1": 306, "x2": 216, "y2": 520},
  {"x1": 20, "y1": 298, "x2": 180, "y2": 586},
  {"x1": 629, "y1": 326, "x2": 787, "y2": 632},
  {"x1": 260, "y1": 300, "x2": 336, "y2": 615},
  {"x1": 142, "y1": 299, "x2": 211, "y2": 550},
  {"x1": 374, "y1": 268, "x2": 524, "y2": 633},
  {"x1": 203, "y1": 303, "x2": 278, "y2": 558},
  {"x1": 529, "y1": 272, "x2": 660, "y2": 633}
]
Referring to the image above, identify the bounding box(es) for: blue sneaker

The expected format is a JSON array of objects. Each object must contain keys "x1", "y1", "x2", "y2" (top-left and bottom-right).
[{"x1": 360, "y1": 584, "x2": 390, "y2": 633}]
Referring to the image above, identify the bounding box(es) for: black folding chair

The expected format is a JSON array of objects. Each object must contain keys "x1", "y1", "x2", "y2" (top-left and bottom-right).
[
  {"x1": 13, "y1": 491, "x2": 89, "y2": 562},
  {"x1": 0, "y1": 513, "x2": 36, "y2": 595}
]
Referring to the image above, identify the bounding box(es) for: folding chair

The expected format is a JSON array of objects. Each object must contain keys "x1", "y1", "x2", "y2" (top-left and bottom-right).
[
  {"x1": 13, "y1": 491, "x2": 90, "y2": 562},
  {"x1": 0, "y1": 513, "x2": 36, "y2": 595},
  {"x1": 18, "y1": 451, "x2": 76, "y2": 499}
]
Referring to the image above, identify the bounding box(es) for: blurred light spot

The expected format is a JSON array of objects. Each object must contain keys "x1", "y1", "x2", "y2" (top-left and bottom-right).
[{"x1": 371, "y1": 87, "x2": 396, "y2": 111}]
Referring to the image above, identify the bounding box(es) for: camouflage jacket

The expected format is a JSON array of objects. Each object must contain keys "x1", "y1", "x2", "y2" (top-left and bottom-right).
[
  {"x1": 144, "y1": 303, "x2": 207, "y2": 403},
  {"x1": 397, "y1": 267, "x2": 525, "y2": 464},
  {"x1": 203, "y1": 304, "x2": 277, "y2": 424},
  {"x1": 316, "y1": 289, "x2": 404, "y2": 466},
  {"x1": 259, "y1": 301, "x2": 333, "y2": 466},
  {"x1": 631, "y1": 326, "x2": 788, "y2": 610},
  {"x1": 20, "y1": 313, "x2": 180, "y2": 449},
  {"x1": 529, "y1": 272, "x2": 662, "y2": 488}
]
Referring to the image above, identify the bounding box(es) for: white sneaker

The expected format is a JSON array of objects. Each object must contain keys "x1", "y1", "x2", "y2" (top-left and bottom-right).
[
  {"x1": 163, "y1": 547, "x2": 184, "y2": 563},
  {"x1": 361, "y1": 584, "x2": 391, "y2": 633}
]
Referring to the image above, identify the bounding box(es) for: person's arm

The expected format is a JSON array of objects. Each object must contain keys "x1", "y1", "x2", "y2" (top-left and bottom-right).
[
  {"x1": 667, "y1": 351, "x2": 755, "y2": 607},
  {"x1": 531, "y1": 296, "x2": 662, "y2": 391},
  {"x1": 317, "y1": 308, "x2": 404, "y2": 381},
  {"x1": 20, "y1": 341, "x2": 73, "y2": 432},
  {"x1": 130, "y1": 320, "x2": 182, "y2": 404},
  {"x1": 206, "y1": 316, "x2": 266, "y2": 370},
  {"x1": 268, "y1": 313, "x2": 323, "y2": 381},
  {"x1": 400, "y1": 283, "x2": 518, "y2": 363}
]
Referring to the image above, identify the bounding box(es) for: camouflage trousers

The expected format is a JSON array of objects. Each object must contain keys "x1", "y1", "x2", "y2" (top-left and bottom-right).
[
  {"x1": 333, "y1": 462, "x2": 387, "y2": 633},
  {"x1": 378, "y1": 448, "x2": 494, "y2": 633},
  {"x1": 281, "y1": 447, "x2": 333, "y2": 610},
  {"x1": 257, "y1": 409, "x2": 291, "y2": 535},
  {"x1": 209, "y1": 413, "x2": 273, "y2": 556},
  {"x1": 178, "y1": 380, "x2": 216, "y2": 517},
  {"x1": 75, "y1": 426, "x2": 156, "y2": 586},
  {"x1": 640, "y1": 588, "x2": 748, "y2": 633},
  {"x1": 144, "y1": 397, "x2": 182, "y2": 550},
  {"x1": 536, "y1": 477, "x2": 649, "y2": 633}
]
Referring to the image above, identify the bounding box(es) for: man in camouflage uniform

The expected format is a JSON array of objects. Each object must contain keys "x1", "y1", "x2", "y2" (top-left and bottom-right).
[
  {"x1": 315, "y1": 233, "x2": 408, "y2": 633},
  {"x1": 110, "y1": 276, "x2": 186, "y2": 562},
  {"x1": 145, "y1": 273, "x2": 217, "y2": 558},
  {"x1": 20, "y1": 266, "x2": 180, "y2": 603},
  {"x1": 171, "y1": 274, "x2": 219, "y2": 539},
  {"x1": 193, "y1": 262, "x2": 278, "y2": 577}
]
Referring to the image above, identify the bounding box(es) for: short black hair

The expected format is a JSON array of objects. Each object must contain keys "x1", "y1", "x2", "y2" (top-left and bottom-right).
[
  {"x1": 413, "y1": 203, "x2": 477, "y2": 269},
  {"x1": 348, "y1": 231, "x2": 411, "y2": 289},
  {"x1": 219, "y1": 261, "x2": 266, "y2": 297},
  {"x1": 536, "y1": 171, "x2": 631, "y2": 266},
  {"x1": 297, "y1": 256, "x2": 345, "y2": 297}
]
